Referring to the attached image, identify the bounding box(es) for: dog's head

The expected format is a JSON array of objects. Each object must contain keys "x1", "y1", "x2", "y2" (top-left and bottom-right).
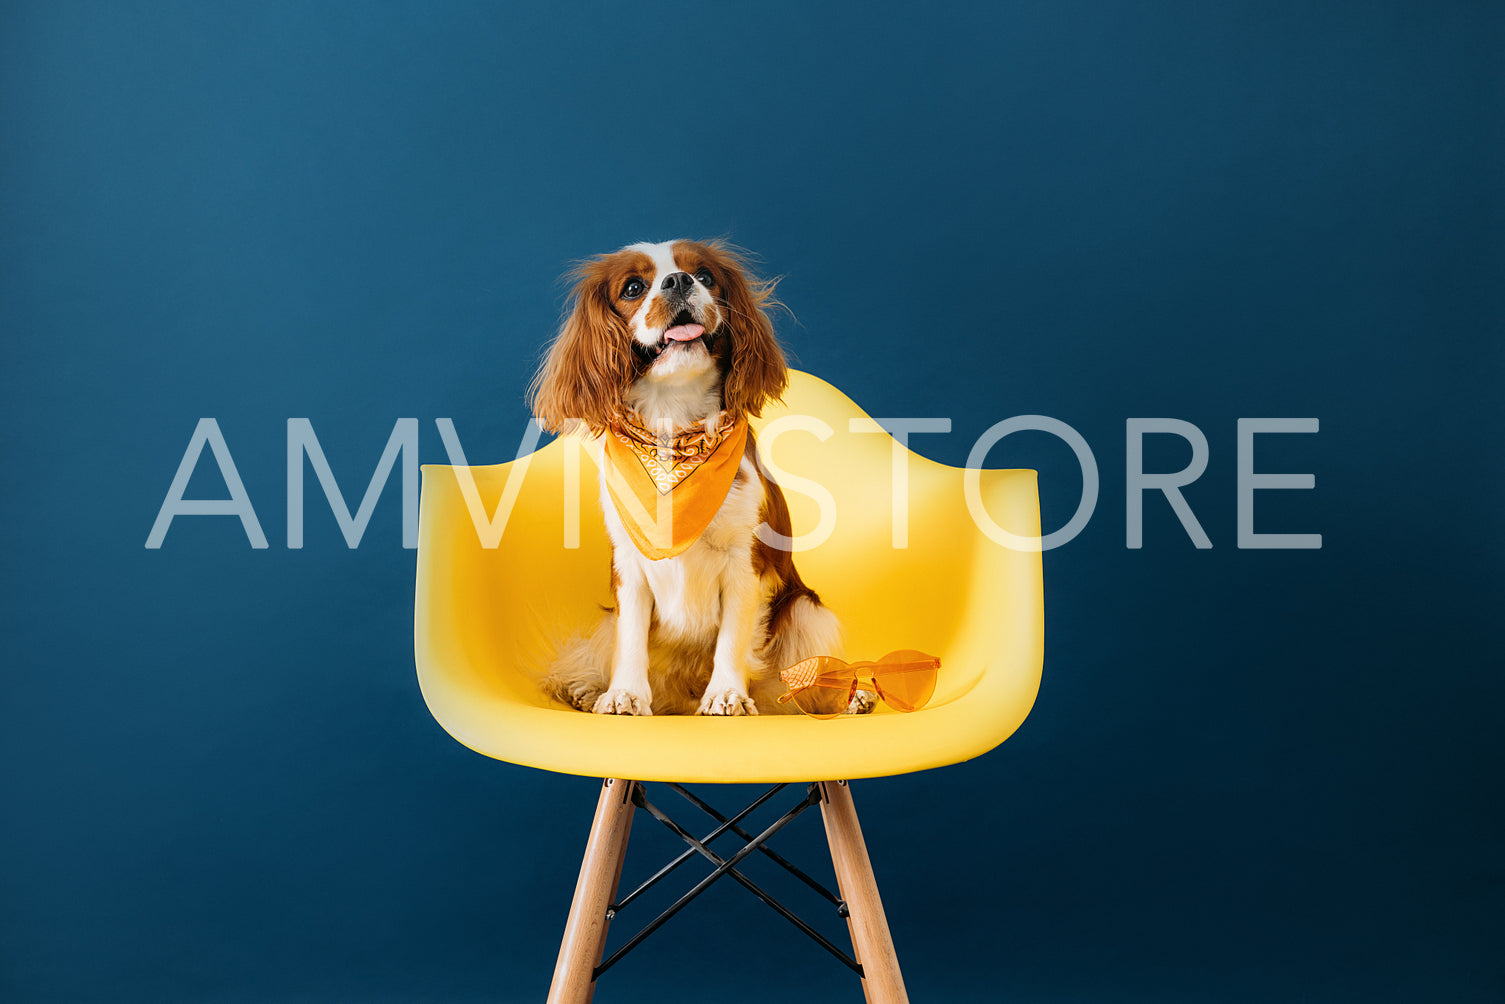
[{"x1": 530, "y1": 239, "x2": 787, "y2": 433}]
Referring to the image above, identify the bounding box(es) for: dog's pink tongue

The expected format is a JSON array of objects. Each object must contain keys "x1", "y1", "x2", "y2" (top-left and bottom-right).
[{"x1": 664, "y1": 323, "x2": 705, "y2": 342}]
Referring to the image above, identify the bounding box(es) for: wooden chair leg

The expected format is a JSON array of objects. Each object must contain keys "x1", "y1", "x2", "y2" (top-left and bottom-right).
[
  {"x1": 548, "y1": 778, "x2": 636, "y2": 1004},
  {"x1": 820, "y1": 780, "x2": 909, "y2": 1004}
]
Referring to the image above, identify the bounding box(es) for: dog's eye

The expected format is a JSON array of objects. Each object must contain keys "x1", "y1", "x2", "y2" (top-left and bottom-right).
[
  {"x1": 621, "y1": 278, "x2": 645, "y2": 300},
  {"x1": 694, "y1": 269, "x2": 715, "y2": 287}
]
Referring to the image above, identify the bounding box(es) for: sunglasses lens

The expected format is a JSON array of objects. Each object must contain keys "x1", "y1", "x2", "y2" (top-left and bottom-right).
[
  {"x1": 784, "y1": 656, "x2": 854, "y2": 719},
  {"x1": 871, "y1": 649, "x2": 939, "y2": 712}
]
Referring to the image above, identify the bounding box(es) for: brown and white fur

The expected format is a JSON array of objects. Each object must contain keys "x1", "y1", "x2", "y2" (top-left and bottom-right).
[{"x1": 529, "y1": 239, "x2": 847, "y2": 716}]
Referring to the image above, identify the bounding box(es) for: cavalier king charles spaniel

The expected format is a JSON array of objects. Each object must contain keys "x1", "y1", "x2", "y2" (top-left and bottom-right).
[{"x1": 529, "y1": 239, "x2": 850, "y2": 716}]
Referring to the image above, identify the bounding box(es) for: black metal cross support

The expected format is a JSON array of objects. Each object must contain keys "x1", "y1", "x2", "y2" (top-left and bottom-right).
[
  {"x1": 665, "y1": 782, "x2": 848, "y2": 914},
  {"x1": 609, "y1": 782, "x2": 790, "y2": 916},
  {"x1": 592, "y1": 782, "x2": 863, "y2": 981}
]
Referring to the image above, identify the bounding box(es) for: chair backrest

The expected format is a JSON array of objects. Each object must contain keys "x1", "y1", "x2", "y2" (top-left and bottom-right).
[{"x1": 416, "y1": 370, "x2": 1042, "y2": 730}]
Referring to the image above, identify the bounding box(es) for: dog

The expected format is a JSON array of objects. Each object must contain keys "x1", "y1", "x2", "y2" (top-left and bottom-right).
[{"x1": 528, "y1": 239, "x2": 849, "y2": 716}]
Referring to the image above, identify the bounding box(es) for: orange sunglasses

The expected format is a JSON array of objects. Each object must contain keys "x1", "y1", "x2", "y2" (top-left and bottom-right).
[{"x1": 777, "y1": 650, "x2": 941, "y2": 718}]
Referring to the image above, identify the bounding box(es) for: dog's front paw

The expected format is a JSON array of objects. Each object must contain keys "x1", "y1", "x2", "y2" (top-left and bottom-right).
[
  {"x1": 697, "y1": 688, "x2": 759, "y2": 716},
  {"x1": 592, "y1": 689, "x2": 652, "y2": 716}
]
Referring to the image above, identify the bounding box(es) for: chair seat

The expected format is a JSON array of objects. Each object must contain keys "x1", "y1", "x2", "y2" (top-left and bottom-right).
[{"x1": 414, "y1": 370, "x2": 1043, "y2": 782}]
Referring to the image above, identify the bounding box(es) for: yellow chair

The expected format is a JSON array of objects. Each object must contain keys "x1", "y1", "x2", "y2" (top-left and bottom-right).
[{"x1": 414, "y1": 371, "x2": 1044, "y2": 1003}]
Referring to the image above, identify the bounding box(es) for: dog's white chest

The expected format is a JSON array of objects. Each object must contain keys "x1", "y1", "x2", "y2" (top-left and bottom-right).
[
  {"x1": 600, "y1": 459, "x2": 764, "y2": 645},
  {"x1": 640, "y1": 546, "x2": 725, "y2": 641}
]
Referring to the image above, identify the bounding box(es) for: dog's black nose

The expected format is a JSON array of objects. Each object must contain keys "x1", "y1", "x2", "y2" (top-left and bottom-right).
[{"x1": 660, "y1": 271, "x2": 694, "y2": 294}]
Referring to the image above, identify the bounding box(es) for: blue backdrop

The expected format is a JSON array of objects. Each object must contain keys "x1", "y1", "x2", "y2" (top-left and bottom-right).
[{"x1": 3, "y1": 2, "x2": 1501, "y2": 1001}]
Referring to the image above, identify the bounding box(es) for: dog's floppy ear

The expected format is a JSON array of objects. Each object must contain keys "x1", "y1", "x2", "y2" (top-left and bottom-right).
[
  {"x1": 529, "y1": 258, "x2": 635, "y2": 434},
  {"x1": 704, "y1": 241, "x2": 788, "y2": 420}
]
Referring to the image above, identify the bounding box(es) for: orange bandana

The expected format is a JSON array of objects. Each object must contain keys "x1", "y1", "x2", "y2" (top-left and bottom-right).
[{"x1": 602, "y1": 412, "x2": 748, "y2": 561}]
